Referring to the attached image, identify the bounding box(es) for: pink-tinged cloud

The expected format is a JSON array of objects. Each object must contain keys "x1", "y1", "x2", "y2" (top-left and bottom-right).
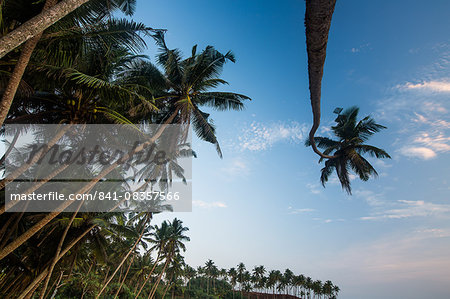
[
  {"x1": 399, "y1": 146, "x2": 437, "y2": 160},
  {"x1": 401, "y1": 80, "x2": 450, "y2": 92}
]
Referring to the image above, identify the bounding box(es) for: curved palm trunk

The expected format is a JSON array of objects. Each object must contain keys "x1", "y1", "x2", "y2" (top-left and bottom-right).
[
  {"x1": 305, "y1": 0, "x2": 337, "y2": 159},
  {"x1": 39, "y1": 201, "x2": 83, "y2": 299},
  {"x1": 0, "y1": 0, "x2": 90, "y2": 59},
  {"x1": 0, "y1": 110, "x2": 178, "y2": 261},
  {"x1": 0, "y1": 0, "x2": 58, "y2": 128}
]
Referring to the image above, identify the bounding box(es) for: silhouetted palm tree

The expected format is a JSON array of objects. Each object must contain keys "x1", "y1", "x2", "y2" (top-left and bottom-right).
[{"x1": 306, "y1": 106, "x2": 390, "y2": 194}]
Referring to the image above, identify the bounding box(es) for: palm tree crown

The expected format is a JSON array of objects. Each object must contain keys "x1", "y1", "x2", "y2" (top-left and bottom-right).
[{"x1": 306, "y1": 106, "x2": 391, "y2": 194}]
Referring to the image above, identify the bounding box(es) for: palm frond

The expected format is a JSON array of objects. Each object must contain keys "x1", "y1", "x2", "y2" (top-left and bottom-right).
[{"x1": 196, "y1": 92, "x2": 250, "y2": 111}]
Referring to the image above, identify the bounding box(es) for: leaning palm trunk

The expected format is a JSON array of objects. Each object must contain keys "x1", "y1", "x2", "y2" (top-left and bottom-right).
[
  {"x1": 0, "y1": 110, "x2": 178, "y2": 261},
  {"x1": 161, "y1": 273, "x2": 174, "y2": 299},
  {"x1": 134, "y1": 250, "x2": 162, "y2": 298},
  {"x1": 1, "y1": 163, "x2": 69, "y2": 215},
  {"x1": 0, "y1": 0, "x2": 57, "y2": 127},
  {"x1": 96, "y1": 215, "x2": 151, "y2": 298},
  {"x1": 0, "y1": 0, "x2": 90, "y2": 59},
  {"x1": 39, "y1": 201, "x2": 83, "y2": 299},
  {"x1": 0, "y1": 123, "x2": 71, "y2": 192},
  {"x1": 113, "y1": 252, "x2": 136, "y2": 299},
  {"x1": 16, "y1": 223, "x2": 97, "y2": 299},
  {"x1": 148, "y1": 255, "x2": 171, "y2": 299},
  {"x1": 305, "y1": 0, "x2": 337, "y2": 159}
]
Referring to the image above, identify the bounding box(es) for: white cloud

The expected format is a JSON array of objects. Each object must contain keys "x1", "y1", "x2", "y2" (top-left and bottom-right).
[
  {"x1": 193, "y1": 200, "x2": 227, "y2": 209},
  {"x1": 400, "y1": 80, "x2": 450, "y2": 93},
  {"x1": 238, "y1": 121, "x2": 308, "y2": 151},
  {"x1": 398, "y1": 146, "x2": 437, "y2": 160},
  {"x1": 288, "y1": 207, "x2": 315, "y2": 214},
  {"x1": 306, "y1": 183, "x2": 322, "y2": 194},
  {"x1": 361, "y1": 199, "x2": 450, "y2": 220}
]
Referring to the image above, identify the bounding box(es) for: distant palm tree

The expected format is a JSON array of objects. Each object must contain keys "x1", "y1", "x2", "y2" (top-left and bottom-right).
[
  {"x1": 204, "y1": 259, "x2": 215, "y2": 294},
  {"x1": 306, "y1": 106, "x2": 390, "y2": 194},
  {"x1": 237, "y1": 262, "x2": 246, "y2": 298},
  {"x1": 228, "y1": 267, "x2": 238, "y2": 298}
]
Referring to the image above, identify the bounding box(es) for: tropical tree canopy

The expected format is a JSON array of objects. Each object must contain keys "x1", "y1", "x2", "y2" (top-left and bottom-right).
[{"x1": 306, "y1": 106, "x2": 391, "y2": 194}]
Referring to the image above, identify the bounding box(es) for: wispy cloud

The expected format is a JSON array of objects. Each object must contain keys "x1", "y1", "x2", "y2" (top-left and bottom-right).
[
  {"x1": 288, "y1": 207, "x2": 315, "y2": 214},
  {"x1": 399, "y1": 80, "x2": 450, "y2": 93},
  {"x1": 376, "y1": 43, "x2": 450, "y2": 161},
  {"x1": 361, "y1": 199, "x2": 450, "y2": 220},
  {"x1": 193, "y1": 200, "x2": 227, "y2": 209},
  {"x1": 306, "y1": 183, "x2": 322, "y2": 194},
  {"x1": 350, "y1": 43, "x2": 371, "y2": 53},
  {"x1": 238, "y1": 121, "x2": 308, "y2": 151},
  {"x1": 220, "y1": 157, "x2": 250, "y2": 177}
]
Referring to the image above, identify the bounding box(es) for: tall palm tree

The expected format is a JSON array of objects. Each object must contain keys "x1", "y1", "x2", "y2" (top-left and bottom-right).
[
  {"x1": 306, "y1": 106, "x2": 391, "y2": 194},
  {"x1": 304, "y1": 0, "x2": 338, "y2": 159},
  {"x1": 142, "y1": 31, "x2": 251, "y2": 157}
]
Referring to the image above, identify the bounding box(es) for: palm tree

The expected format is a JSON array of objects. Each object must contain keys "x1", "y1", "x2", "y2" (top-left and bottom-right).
[
  {"x1": 204, "y1": 259, "x2": 215, "y2": 294},
  {"x1": 236, "y1": 262, "x2": 246, "y2": 298},
  {"x1": 143, "y1": 31, "x2": 251, "y2": 157},
  {"x1": 148, "y1": 218, "x2": 189, "y2": 299},
  {"x1": 228, "y1": 267, "x2": 238, "y2": 298},
  {"x1": 306, "y1": 106, "x2": 391, "y2": 194},
  {"x1": 0, "y1": 0, "x2": 140, "y2": 127},
  {"x1": 304, "y1": 0, "x2": 338, "y2": 159}
]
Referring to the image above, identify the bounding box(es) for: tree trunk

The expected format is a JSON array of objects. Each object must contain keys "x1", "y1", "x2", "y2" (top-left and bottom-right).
[
  {"x1": 113, "y1": 252, "x2": 136, "y2": 299},
  {"x1": 96, "y1": 215, "x2": 151, "y2": 298},
  {"x1": 134, "y1": 250, "x2": 162, "y2": 298},
  {"x1": 0, "y1": 110, "x2": 177, "y2": 260},
  {"x1": 39, "y1": 201, "x2": 83, "y2": 298},
  {"x1": 148, "y1": 255, "x2": 171, "y2": 299},
  {"x1": 0, "y1": 0, "x2": 58, "y2": 128},
  {"x1": 305, "y1": 0, "x2": 337, "y2": 159},
  {"x1": 16, "y1": 224, "x2": 96, "y2": 299},
  {"x1": 0, "y1": 0, "x2": 90, "y2": 59}
]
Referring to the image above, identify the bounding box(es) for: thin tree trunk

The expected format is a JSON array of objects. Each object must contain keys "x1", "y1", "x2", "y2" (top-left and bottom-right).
[
  {"x1": 0, "y1": 123, "x2": 70, "y2": 192},
  {"x1": 161, "y1": 273, "x2": 173, "y2": 299},
  {"x1": 114, "y1": 252, "x2": 136, "y2": 299},
  {"x1": 0, "y1": 128, "x2": 20, "y2": 165},
  {"x1": 0, "y1": 0, "x2": 90, "y2": 59},
  {"x1": 134, "y1": 250, "x2": 162, "y2": 298},
  {"x1": 0, "y1": 0, "x2": 58, "y2": 128},
  {"x1": 96, "y1": 215, "x2": 151, "y2": 298},
  {"x1": 16, "y1": 224, "x2": 96, "y2": 299},
  {"x1": 149, "y1": 255, "x2": 171, "y2": 299},
  {"x1": 39, "y1": 201, "x2": 83, "y2": 298},
  {"x1": 0, "y1": 110, "x2": 177, "y2": 260}
]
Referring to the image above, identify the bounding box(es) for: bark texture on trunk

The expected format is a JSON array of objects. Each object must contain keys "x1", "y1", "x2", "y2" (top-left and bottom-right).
[
  {"x1": 0, "y1": 0, "x2": 90, "y2": 59},
  {"x1": 0, "y1": 0, "x2": 59, "y2": 127},
  {"x1": 305, "y1": 0, "x2": 338, "y2": 159}
]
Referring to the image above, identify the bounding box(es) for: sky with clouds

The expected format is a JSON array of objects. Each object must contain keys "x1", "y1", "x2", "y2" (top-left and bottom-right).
[{"x1": 131, "y1": 1, "x2": 450, "y2": 298}]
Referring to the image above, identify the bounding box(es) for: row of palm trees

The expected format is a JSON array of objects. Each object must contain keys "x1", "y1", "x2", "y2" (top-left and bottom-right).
[
  {"x1": 0, "y1": 1, "x2": 249, "y2": 298},
  {"x1": 196, "y1": 260, "x2": 340, "y2": 299}
]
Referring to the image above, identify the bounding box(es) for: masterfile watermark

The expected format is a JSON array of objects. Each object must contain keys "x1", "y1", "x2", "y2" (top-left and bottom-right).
[{"x1": 3, "y1": 124, "x2": 192, "y2": 212}]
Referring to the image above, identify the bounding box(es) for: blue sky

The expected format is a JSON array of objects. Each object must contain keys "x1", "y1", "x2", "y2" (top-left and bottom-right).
[{"x1": 131, "y1": 1, "x2": 450, "y2": 298}]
